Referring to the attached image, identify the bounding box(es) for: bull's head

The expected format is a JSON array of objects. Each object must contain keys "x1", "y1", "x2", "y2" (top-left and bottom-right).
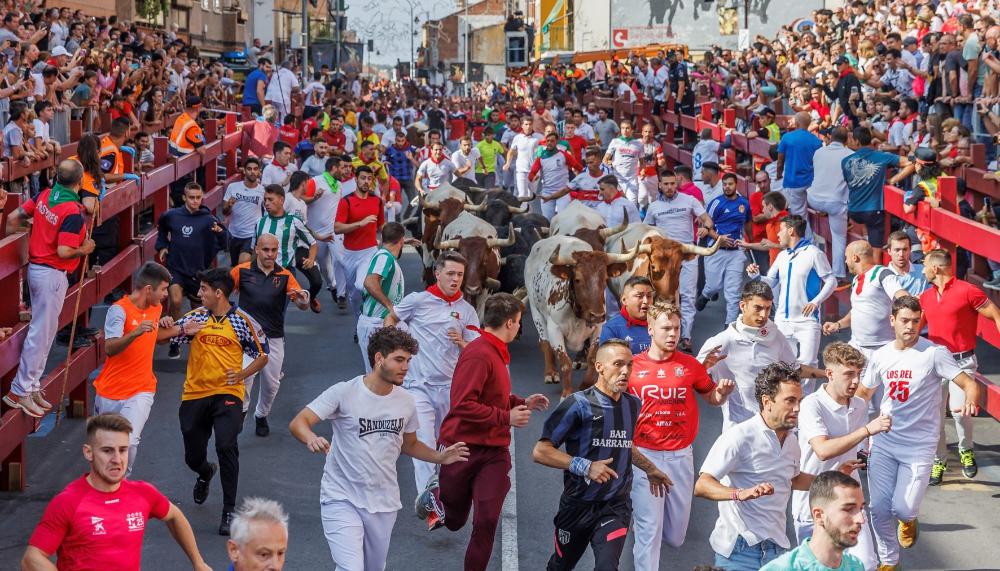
[
  {"x1": 549, "y1": 243, "x2": 640, "y2": 325},
  {"x1": 436, "y1": 224, "x2": 516, "y2": 298},
  {"x1": 635, "y1": 235, "x2": 722, "y2": 299}
]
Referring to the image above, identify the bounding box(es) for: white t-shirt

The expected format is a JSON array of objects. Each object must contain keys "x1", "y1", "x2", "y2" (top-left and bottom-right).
[
  {"x1": 223, "y1": 181, "x2": 265, "y2": 239},
  {"x1": 393, "y1": 291, "x2": 480, "y2": 386},
  {"x1": 605, "y1": 137, "x2": 643, "y2": 179},
  {"x1": 596, "y1": 196, "x2": 640, "y2": 228},
  {"x1": 643, "y1": 193, "x2": 706, "y2": 244},
  {"x1": 809, "y1": 142, "x2": 853, "y2": 205},
  {"x1": 262, "y1": 162, "x2": 298, "y2": 192},
  {"x1": 849, "y1": 266, "x2": 905, "y2": 348},
  {"x1": 31, "y1": 118, "x2": 50, "y2": 144},
  {"x1": 574, "y1": 122, "x2": 596, "y2": 143},
  {"x1": 416, "y1": 158, "x2": 456, "y2": 190},
  {"x1": 759, "y1": 242, "x2": 836, "y2": 324},
  {"x1": 284, "y1": 193, "x2": 308, "y2": 222},
  {"x1": 450, "y1": 148, "x2": 481, "y2": 182},
  {"x1": 307, "y1": 376, "x2": 418, "y2": 513},
  {"x1": 264, "y1": 67, "x2": 300, "y2": 109},
  {"x1": 511, "y1": 132, "x2": 541, "y2": 172},
  {"x1": 862, "y1": 338, "x2": 964, "y2": 459},
  {"x1": 306, "y1": 174, "x2": 341, "y2": 235},
  {"x1": 692, "y1": 139, "x2": 721, "y2": 175},
  {"x1": 302, "y1": 80, "x2": 326, "y2": 107},
  {"x1": 700, "y1": 413, "x2": 799, "y2": 557}
]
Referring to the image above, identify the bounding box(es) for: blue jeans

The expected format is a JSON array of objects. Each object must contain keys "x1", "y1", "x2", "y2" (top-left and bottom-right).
[{"x1": 714, "y1": 536, "x2": 787, "y2": 571}]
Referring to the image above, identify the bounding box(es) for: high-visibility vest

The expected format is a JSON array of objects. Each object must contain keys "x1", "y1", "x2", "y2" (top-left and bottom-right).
[
  {"x1": 100, "y1": 136, "x2": 124, "y2": 175},
  {"x1": 764, "y1": 122, "x2": 780, "y2": 144},
  {"x1": 169, "y1": 112, "x2": 202, "y2": 154}
]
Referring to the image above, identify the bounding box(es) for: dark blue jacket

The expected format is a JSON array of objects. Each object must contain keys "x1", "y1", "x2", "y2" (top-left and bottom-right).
[{"x1": 156, "y1": 205, "x2": 228, "y2": 278}]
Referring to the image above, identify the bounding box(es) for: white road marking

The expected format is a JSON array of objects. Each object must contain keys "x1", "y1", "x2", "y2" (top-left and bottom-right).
[{"x1": 501, "y1": 437, "x2": 519, "y2": 571}]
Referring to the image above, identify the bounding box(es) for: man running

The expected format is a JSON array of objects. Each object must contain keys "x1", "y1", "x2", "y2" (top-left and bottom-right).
[
  {"x1": 289, "y1": 327, "x2": 469, "y2": 571},
  {"x1": 357, "y1": 222, "x2": 408, "y2": 372},
  {"x1": 222, "y1": 158, "x2": 265, "y2": 265},
  {"x1": 698, "y1": 172, "x2": 751, "y2": 324},
  {"x1": 303, "y1": 156, "x2": 347, "y2": 308},
  {"x1": 415, "y1": 142, "x2": 457, "y2": 194},
  {"x1": 533, "y1": 339, "x2": 671, "y2": 570},
  {"x1": 603, "y1": 120, "x2": 644, "y2": 206},
  {"x1": 856, "y1": 296, "x2": 981, "y2": 568},
  {"x1": 599, "y1": 276, "x2": 654, "y2": 354},
  {"x1": 629, "y1": 301, "x2": 734, "y2": 570},
  {"x1": 171, "y1": 268, "x2": 270, "y2": 536},
  {"x1": 529, "y1": 131, "x2": 583, "y2": 220},
  {"x1": 384, "y1": 251, "x2": 480, "y2": 492},
  {"x1": 255, "y1": 185, "x2": 321, "y2": 312},
  {"x1": 93, "y1": 262, "x2": 203, "y2": 476},
  {"x1": 505, "y1": 117, "x2": 542, "y2": 199},
  {"x1": 22, "y1": 414, "x2": 211, "y2": 571},
  {"x1": 748, "y1": 214, "x2": 837, "y2": 380},
  {"x1": 416, "y1": 294, "x2": 549, "y2": 571},
  {"x1": 231, "y1": 234, "x2": 310, "y2": 437},
  {"x1": 335, "y1": 165, "x2": 384, "y2": 318}
]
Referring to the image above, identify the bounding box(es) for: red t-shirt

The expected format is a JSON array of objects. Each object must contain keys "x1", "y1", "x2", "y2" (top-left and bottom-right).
[
  {"x1": 558, "y1": 135, "x2": 587, "y2": 164},
  {"x1": 919, "y1": 277, "x2": 988, "y2": 353},
  {"x1": 278, "y1": 124, "x2": 299, "y2": 147},
  {"x1": 29, "y1": 475, "x2": 170, "y2": 571},
  {"x1": 447, "y1": 114, "x2": 467, "y2": 140},
  {"x1": 300, "y1": 117, "x2": 319, "y2": 141},
  {"x1": 322, "y1": 129, "x2": 346, "y2": 152},
  {"x1": 109, "y1": 102, "x2": 133, "y2": 121},
  {"x1": 22, "y1": 189, "x2": 88, "y2": 272},
  {"x1": 749, "y1": 191, "x2": 766, "y2": 242},
  {"x1": 335, "y1": 192, "x2": 384, "y2": 251},
  {"x1": 628, "y1": 351, "x2": 715, "y2": 451}
]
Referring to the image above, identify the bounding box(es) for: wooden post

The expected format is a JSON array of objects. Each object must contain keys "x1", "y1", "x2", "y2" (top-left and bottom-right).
[
  {"x1": 153, "y1": 137, "x2": 169, "y2": 168},
  {"x1": 700, "y1": 102, "x2": 713, "y2": 121}
]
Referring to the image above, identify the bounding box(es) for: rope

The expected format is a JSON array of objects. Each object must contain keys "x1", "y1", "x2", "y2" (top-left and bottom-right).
[{"x1": 54, "y1": 199, "x2": 100, "y2": 427}]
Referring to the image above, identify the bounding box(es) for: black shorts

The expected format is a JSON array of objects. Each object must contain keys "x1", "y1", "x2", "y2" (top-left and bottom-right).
[
  {"x1": 849, "y1": 210, "x2": 887, "y2": 248},
  {"x1": 652, "y1": 99, "x2": 667, "y2": 116},
  {"x1": 547, "y1": 493, "x2": 632, "y2": 571},
  {"x1": 229, "y1": 236, "x2": 254, "y2": 266},
  {"x1": 170, "y1": 271, "x2": 201, "y2": 301}
]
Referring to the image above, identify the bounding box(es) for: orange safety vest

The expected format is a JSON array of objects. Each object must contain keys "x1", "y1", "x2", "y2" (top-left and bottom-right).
[
  {"x1": 169, "y1": 112, "x2": 204, "y2": 154},
  {"x1": 93, "y1": 296, "x2": 162, "y2": 400},
  {"x1": 100, "y1": 135, "x2": 125, "y2": 175},
  {"x1": 69, "y1": 155, "x2": 101, "y2": 197}
]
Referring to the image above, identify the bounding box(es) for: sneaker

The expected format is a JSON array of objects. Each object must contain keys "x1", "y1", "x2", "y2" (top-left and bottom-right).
[
  {"x1": 255, "y1": 415, "x2": 270, "y2": 437},
  {"x1": 219, "y1": 509, "x2": 234, "y2": 536},
  {"x1": 695, "y1": 295, "x2": 710, "y2": 311},
  {"x1": 337, "y1": 295, "x2": 347, "y2": 310},
  {"x1": 877, "y1": 565, "x2": 899, "y2": 571},
  {"x1": 31, "y1": 391, "x2": 52, "y2": 410},
  {"x1": 310, "y1": 298, "x2": 322, "y2": 313},
  {"x1": 983, "y1": 275, "x2": 1000, "y2": 291},
  {"x1": 3, "y1": 392, "x2": 45, "y2": 418},
  {"x1": 929, "y1": 458, "x2": 946, "y2": 486},
  {"x1": 897, "y1": 518, "x2": 919, "y2": 549},
  {"x1": 415, "y1": 475, "x2": 445, "y2": 530},
  {"x1": 168, "y1": 344, "x2": 180, "y2": 359},
  {"x1": 959, "y1": 448, "x2": 978, "y2": 478},
  {"x1": 193, "y1": 463, "x2": 217, "y2": 504},
  {"x1": 678, "y1": 338, "x2": 693, "y2": 353}
]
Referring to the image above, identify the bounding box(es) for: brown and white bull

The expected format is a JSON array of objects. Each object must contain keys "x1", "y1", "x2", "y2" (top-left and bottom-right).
[
  {"x1": 605, "y1": 223, "x2": 721, "y2": 301},
  {"x1": 525, "y1": 235, "x2": 640, "y2": 398},
  {"x1": 549, "y1": 201, "x2": 627, "y2": 250},
  {"x1": 435, "y1": 211, "x2": 515, "y2": 316}
]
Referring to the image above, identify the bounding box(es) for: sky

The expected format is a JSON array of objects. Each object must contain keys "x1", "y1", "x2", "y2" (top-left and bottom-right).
[{"x1": 347, "y1": 0, "x2": 461, "y2": 66}]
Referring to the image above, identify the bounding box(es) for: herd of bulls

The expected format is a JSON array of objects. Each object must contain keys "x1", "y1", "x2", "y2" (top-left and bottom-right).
[{"x1": 401, "y1": 183, "x2": 721, "y2": 397}]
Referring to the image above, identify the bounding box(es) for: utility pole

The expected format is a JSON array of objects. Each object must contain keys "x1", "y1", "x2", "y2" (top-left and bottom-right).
[
  {"x1": 335, "y1": 0, "x2": 342, "y2": 75},
  {"x1": 409, "y1": 0, "x2": 415, "y2": 78},
  {"x1": 301, "y1": 0, "x2": 309, "y2": 82},
  {"x1": 464, "y1": 0, "x2": 469, "y2": 96}
]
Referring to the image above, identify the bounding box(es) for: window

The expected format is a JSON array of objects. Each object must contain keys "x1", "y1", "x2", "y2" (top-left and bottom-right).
[
  {"x1": 214, "y1": 0, "x2": 221, "y2": 12},
  {"x1": 201, "y1": 0, "x2": 209, "y2": 10},
  {"x1": 174, "y1": 8, "x2": 190, "y2": 30}
]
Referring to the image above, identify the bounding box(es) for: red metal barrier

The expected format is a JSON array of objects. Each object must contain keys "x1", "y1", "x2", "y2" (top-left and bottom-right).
[{"x1": 0, "y1": 117, "x2": 242, "y2": 491}]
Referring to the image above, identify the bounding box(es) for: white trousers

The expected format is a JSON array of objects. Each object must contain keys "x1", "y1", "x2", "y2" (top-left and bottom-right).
[
  {"x1": 94, "y1": 392, "x2": 155, "y2": 477},
  {"x1": 776, "y1": 319, "x2": 822, "y2": 371},
  {"x1": 630, "y1": 446, "x2": 695, "y2": 571},
  {"x1": 851, "y1": 343, "x2": 886, "y2": 416},
  {"x1": 243, "y1": 336, "x2": 285, "y2": 417},
  {"x1": 702, "y1": 249, "x2": 745, "y2": 324},
  {"x1": 356, "y1": 315, "x2": 384, "y2": 373},
  {"x1": 638, "y1": 175, "x2": 657, "y2": 210},
  {"x1": 13, "y1": 264, "x2": 70, "y2": 396},
  {"x1": 514, "y1": 171, "x2": 535, "y2": 199},
  {"x1": 316, "y1": 236, "x2": 348, "y2": 297},
  {"x1": 407, "y1": 382, "x2": 451, "y2": 491},
  {"x1": 783, "y1": 186, "x2": 809, "y2": 220},
  {"x1": 384, "y1": 201, "x2": 402, "y2": 223},
  {"x1": 806, "y1": 198, "x2": 849, "y2": 279},
  {"x1": 617, "y1": 174, "x2": 641, "y2": 206},
  {"x1": 540, "y1": 194, "x2": 571, "y2": 221},
  {"x1": 321, "y1": 499, "x2": 397, "y2": 571},
  {"x1": 678, "y1": 258, "x2": 698, "y2": 339},
  {"x1": 794, "y1": 513, "x2": 878, "y2": 571},
  {"x1": 867, "y1": 447, "x2": 932, "y2": 565},
  {"x1": 343, "y1": 246, "x2": 377, "y2": 317},
  {"x1": 936, "y1": 354, "x2": 977, "y2": 459}
]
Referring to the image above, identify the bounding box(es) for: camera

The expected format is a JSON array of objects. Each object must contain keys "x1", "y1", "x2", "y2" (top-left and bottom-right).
[{"x1": 857, "y1": 449, "x2": 870, "y2": 470}]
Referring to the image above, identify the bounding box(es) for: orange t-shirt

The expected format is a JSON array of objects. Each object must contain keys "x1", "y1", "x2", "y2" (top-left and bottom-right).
[
  {"x1": 93, "y1": 296, "x2": 162, "y2": 400},
  {"x1": 765, "y1": 209, "x2": 788, "y2": 265}
]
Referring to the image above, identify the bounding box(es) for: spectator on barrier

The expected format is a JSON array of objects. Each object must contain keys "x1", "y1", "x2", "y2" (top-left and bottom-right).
[
  {"x1": 2, "y1": 160, "x2": 95, "y2": 418},
  {"x1": 227, "y1": 497, "x2": 289, "y2": 571},
  {"x1": 241, "y1": 104, "x2": 281, "y2": 160}
]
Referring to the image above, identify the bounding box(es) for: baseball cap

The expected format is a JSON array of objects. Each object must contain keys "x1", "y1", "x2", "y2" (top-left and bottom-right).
[
  {"x1": 186, "y1": 95, "x2": 202, "y2": 108},
  {"x1": 760, "y1": 107, "x2": 776, "y2": 116},
  {"x1": 834, "y1": 55, "x2": 851, "y2": 66},
  {"x1": 914, "y1": 147, "x2": 937, "y2": 163},
  {"x1": 50, "y1": 46, "x2": 69, "y2": 57}
]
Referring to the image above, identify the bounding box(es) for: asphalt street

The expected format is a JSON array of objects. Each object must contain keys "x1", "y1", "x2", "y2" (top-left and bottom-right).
[{"x1": 1, "y1": 248, "x2": 1000, "y2": 571}]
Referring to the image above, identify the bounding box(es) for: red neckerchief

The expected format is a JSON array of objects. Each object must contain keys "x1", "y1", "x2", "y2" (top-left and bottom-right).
[
  {"x1": 570, "y1": 189, "x2": 601, "y2": 201},
  {"x1": 427, "y1": 284, "x2": 463, "y2": 303},
  {"x1": 620, "y1": 305, "x2": 647, "y2": 328},
  {"x1": 466, "y1": 325, "x2": 510, "y2": 364},
  {"x1": 603, "y1": 191, "x2": 625, "y2": 204},
  {"x1": 839, "y1": 67, "x2": 853, "y2": 79},
  {"x1": 430, "y1": 154, "x2": 445, "y2": 164}
]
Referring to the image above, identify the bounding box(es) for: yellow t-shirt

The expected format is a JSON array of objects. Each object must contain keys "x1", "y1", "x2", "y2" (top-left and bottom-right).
[{"x1": 174, "y1": 305, "x2": 269, "y2": 401}]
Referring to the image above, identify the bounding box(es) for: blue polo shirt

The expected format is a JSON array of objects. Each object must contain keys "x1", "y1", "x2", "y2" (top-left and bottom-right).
[
  {"x1": 599, "y1": 313, "x2": 651, "y2": 354},
  {"x1": 777, "y1": 129, "x2": 822, "y2": 188},
  {"x1": 242, "y1": 69, "x2": 267, "y2": 106},
  {"x1": 842, "y1": 147, "x2": 900, "y2": 213},
  {"x1": 707, "y1": 193, "x2": 751, "y2": 244}
]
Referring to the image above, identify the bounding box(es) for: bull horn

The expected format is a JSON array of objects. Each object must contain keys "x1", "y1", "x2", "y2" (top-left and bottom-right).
[
  {"x1": 517, "y1": 191, "x2": 536, "y2": 203},
  {"x1": 598, "y1": 219, "x2": 628, "y2": 239},
  {"x1": 433, "y1": 227, "x2": 461, "y2": 250},
  {"x1": 539, "y1": 227, "x2": 551, "y2": 236},
  {"x1": 463, "y1": 202, "x2": 487, "y2": 212},
  {"x1": 485, "y1": 278, "x2": 502, "y2": 290},
  {"x1": 533, "y1": 228, "x2": 545, "y2": 242},
  {"x1": 487, "y1": 224, "x2": 517, "y2": 248},
  {"x1": 638, "y1": 243, "x2": 654, "y2": 255},
  {"x1": 507, "y1": 203, "x2": 530, "y2": 214},
  {"x1": 420, "y1": 196, "x2": 432, "y2": 210},
  {"x1": 681, "y1": 238, "x2": 723, "y2": 256},
  {"x1": 548, "y1": 244, "x2": 576, "y2": 266},
  {"x1": 606, "y1": 242, "x2": 642, "y2": 264}
]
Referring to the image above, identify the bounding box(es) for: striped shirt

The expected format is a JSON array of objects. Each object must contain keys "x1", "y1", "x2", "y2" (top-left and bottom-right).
[
  {"x1": 361, "y1": 248, "x2": 404, "y2": 318},
  {"x1": 540, "y1": 386, "x2": 640, "y2": 502},
  {"x1": 254, "y1": 212, "x2": 315, "y2": 267}
]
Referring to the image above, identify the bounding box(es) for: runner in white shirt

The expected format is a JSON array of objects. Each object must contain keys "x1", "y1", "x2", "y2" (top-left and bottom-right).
[
  {"x1": 807, "y1": 129, "x2": 854, "y2": 280},
  {"x1": 696, "y1": 361, "x2": 862, "y2": 569},
  {"x1": 261, "y1": 141, "x2": 298, "y2": 192},
  {"x1": 643, "y1": 169, "x2": 713, "y2": 349},
  {"x1": 222, "y1": 158, "x2": 266, "y2": 265},
  {"x1": 697, "y1": 281, "x2": 826, "y2": 430},
  {"x1": 603, "y1": 120, "x2": 644, "y2": 205},
  {"x1": 542, "y1": 148, "x2": 608, "y2": 209},
  {"x1": 415, "y1": 142, "x2": 457, "y2": 194},
  {"x1": 384, "y1": 252, "x2": 480, "y2": 492},
  {"x1": 692, "y1": 129, "x2": 722, "y2": 183},
  {"x1": 856, "y1": 295, "x2": 980, "y2": 568},
  {"x1": 289, "y1": 327, "x2": 469, "y2": 571},
  {"x1": 595, "y1": 175, "x2": 640, "y2": 227},
  {"x1": 357, "y1": 224, "x2": 407, "y2": 372},
  {"x1": 337, "y1": 160, "x2": 357, "y2": 198},
  {"x1": 793, "y1": 342, "x2": 890, "y2": 571},
  {"x1": 748, "y1": 214, "x2": 836, "y2": 382},
  {"x1": 529, "y1": 132, "x2": 583, "y2": 219},
  {"x1": 504, "y1": 117, "x2": 542, "y2": 199},
  {"x1": 449, "y1": 136, "x2": 482, "y2": 184},
  {"x1": 284, "y1": 172, "x2": 310, "y2": 222},
  {"x1": 571, "y1": 110, "x2": 596, "y2": 144},
  {"x1": 303, "y1": 157, "x2": 347, "y2": 305}
]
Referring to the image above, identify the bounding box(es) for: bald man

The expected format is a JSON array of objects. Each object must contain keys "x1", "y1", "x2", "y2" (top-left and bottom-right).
[{"x1": 776, "y1": 112, "x2": 822, "y2": 232}]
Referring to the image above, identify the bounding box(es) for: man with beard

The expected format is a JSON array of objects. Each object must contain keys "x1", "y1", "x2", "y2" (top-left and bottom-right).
[
  {"x1": 533, "y1": 339, "x2": 670, "y2": 570},
  {"x1": 695, "y1": 362, "x2": 862, "y2": 570},
  {"x1": 289, "y1": 327, "x2": 469, "y2": 570},
  {"x1": 761, "y1": 471, "x2": 869, "y2": 570},
  {"x1": 600, "y1": 276, "x2": 655, "y2": 354},
  {"x1": 334, "y1": 166, "x2": 385, "y2": 317}
]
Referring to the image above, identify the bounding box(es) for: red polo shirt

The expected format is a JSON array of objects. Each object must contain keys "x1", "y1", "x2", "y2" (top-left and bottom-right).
[
  {"x1": 22, "y1": 188, "x2": 88, "y2": 272},
  {"x1": 919, "y1": 277, "x2": 988, "y2": 353},
  {"x1": 335, "y1": 191, "x2": 384, "y2": 251}
]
